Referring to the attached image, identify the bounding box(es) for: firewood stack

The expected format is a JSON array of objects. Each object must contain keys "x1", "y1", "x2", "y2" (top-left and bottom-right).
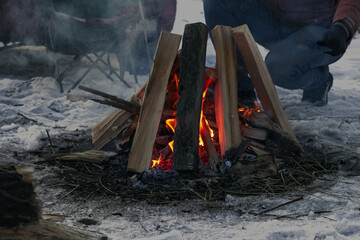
[{"x1": 90, "y1": 23, "x2": 302, "y2": 176}]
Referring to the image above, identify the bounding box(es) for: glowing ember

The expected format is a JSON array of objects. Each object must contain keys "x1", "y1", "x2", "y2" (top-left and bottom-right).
[{"x1": 238, "y1": 101, "x2": 261, "y2": 117}]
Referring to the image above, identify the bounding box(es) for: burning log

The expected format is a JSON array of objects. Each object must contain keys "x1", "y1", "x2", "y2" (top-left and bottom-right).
[
  {"x1": 0, "y1": 165, "x2": 106, "y2": 239},
  {"x1": 212, "y1": 25, "x2": 242, "y2": 157},
  {"x1": 200, "y1": 117, "x2": 220, "y2": 172},
  {"x1": 128, "y1": 31, "x2": 182, "y2": 173},
  {"x1": 173, "y1": 23, "x2": 208, "y2": 171},
  {"x1": 232, "y1": 25, "x2": 299, "y2": 146}
]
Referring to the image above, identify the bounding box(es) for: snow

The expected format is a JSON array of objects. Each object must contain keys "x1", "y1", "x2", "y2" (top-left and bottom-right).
[
  {"x1": 16, "y1": 125, "x2": 47, "y2": 151},
  {"x1": 1, "y1": 0, "x2": 360, "y2": 239}
]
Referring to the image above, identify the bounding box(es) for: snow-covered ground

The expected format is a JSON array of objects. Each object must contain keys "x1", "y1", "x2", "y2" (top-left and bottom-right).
[{"x1": 1, "y1": 0, "x2": 360, "y2": 239}]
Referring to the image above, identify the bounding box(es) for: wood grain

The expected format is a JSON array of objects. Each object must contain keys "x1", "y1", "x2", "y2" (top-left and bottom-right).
[
  {"x1": 127, "y1": 31, "x2": 182, "y2": 173},
  {"x1": 212, "y1": 25, "x2": 242, "y2": 157}
]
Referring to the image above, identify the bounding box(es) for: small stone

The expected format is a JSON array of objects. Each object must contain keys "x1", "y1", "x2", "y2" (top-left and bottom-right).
[{"x1": 78, "y1": 218, "x2": 98, "y2": 225}]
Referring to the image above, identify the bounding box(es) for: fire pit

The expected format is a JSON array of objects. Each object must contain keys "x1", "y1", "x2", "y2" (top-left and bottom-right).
[{"x1": 59, "y1": 23, "x2": 327, "y2": 202}]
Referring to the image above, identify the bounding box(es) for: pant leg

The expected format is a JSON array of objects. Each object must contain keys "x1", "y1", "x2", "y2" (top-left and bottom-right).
[
  {"x1": 203, "y1": 0, "x2": 295, "y2": 91},
  {"x1": 265, "y1": 26, "x2": 343, "y2": 91}
]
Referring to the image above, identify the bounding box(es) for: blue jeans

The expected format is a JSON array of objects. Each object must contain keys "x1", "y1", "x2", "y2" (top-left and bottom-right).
[{"x1": 203, "y1": 0, "x2": 342, "y2": 92}]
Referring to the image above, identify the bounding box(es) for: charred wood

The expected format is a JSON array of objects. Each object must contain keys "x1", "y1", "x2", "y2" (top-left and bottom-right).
[{"x1": 173, "y1": 23, "x2": 208, "y2": 171}]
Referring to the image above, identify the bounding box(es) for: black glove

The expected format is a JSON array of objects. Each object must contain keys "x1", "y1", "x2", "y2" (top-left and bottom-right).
[{"x1": 317, "y1": 23, "x2": 349, "y2": 56}]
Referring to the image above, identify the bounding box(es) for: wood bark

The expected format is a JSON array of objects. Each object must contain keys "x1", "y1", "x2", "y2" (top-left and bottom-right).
[
  {"x1": 127, "y1": 31, "x2": 182, "y2": 173},
  {"x1": 232, "y1": 24, "x2": 299, "y2": 146},
  {"x1": 91, "y1": 52, "x2": 181, "y2": 150},
  {"x1": 173, "y1": 23, "x2": 208, "y2": 171},
  {"x1": 212, "y1": 25, "x2": 242, "y2": 157},
  {"x1": 0, "y1": 165, "x2": 41, "y2": 227},
  {"x1": 0, "y1": 165, "x2": 106, "y2": 239}
]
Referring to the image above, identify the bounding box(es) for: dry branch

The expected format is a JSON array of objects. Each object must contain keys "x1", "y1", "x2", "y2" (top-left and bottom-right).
[{"x1": 79, "y1": 85, "x2": 140, "y2": 114}]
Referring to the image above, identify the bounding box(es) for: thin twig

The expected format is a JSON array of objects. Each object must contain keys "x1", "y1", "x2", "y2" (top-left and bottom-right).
[
  {"x1": 17, "y1": 112, "x2": 38, "y2": 123},
  {"x1": 138, "y1": 219, "x2": 148, "y2": 233},
  {"x1": 46, "y1": 129, "x2": 55, "y2": 156},
  {"x1": 188, "y1": 188, "x2": 207, "y2": 201},
  {"x1": 256, "y1": 196, "x2": 304, "y2": 215},
  {"x1": 60, "y1": 185, "x2": 79, "y2": 200},
  {"x1": 98, "y1": 177, "x2": 117, "y2": 195}
]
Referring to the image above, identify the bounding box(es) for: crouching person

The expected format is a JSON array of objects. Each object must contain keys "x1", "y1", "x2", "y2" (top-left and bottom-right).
[{"x1": 203, "y1": 0, "x2": 360, "y2": 106}]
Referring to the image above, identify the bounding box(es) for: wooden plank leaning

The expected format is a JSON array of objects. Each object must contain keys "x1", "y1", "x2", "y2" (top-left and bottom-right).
[
  {"x1": 127, "y1": 31, "x2": 182, "y2": 173},
  {"x1": 232, "y1": 24, "x2": 300, "y2": 146},
  {"x1": 212, "y1": 25, "x2": 242, "y2": 157}
]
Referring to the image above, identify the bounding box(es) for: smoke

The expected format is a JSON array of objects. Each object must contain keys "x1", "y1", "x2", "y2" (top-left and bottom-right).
[{"x1": 0, "y1": 0, "x2": 177, "y2": 80}]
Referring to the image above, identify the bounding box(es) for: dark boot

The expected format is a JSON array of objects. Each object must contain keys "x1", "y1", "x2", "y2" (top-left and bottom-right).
[{"x1": 301, "y1": 73, "x2": 333, "y2": 107}]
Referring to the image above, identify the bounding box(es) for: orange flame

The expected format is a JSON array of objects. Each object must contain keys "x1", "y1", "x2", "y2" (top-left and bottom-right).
[
  {"x1": 166, "y1": 118, "x2": 176, "y2": 133},
  {"x1": 199, "y1": 75, "x2": 215, "y2": 147},
  {"x1": 151, "y1": 68, "x2": 217, "y2": 170},
  {"x1": 169, "y1": 140, "x2": 174, "y2": 151},
  {"x1": 151, "y1": 155, "x2": 162, "y2": 168}
]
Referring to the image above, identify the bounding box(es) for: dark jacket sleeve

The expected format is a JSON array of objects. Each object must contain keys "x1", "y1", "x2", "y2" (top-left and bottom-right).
[{"x1": 333, "y1": 0, "x2": 360, "y2": 36}]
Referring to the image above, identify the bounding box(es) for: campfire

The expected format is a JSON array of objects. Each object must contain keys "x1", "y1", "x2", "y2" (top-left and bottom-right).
[{"x1": 90, "y1": 23, "x2": 302, "y2": 177}]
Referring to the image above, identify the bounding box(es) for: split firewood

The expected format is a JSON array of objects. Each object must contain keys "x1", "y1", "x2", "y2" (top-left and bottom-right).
[
  {"x1": 232, "y1": 24, "x2": 298, "y2": 145},
  {"x1": 54, "y1": 150, "x2": 117, "y2": 163},
  {"x1": 93, "y1": 51, "x2": 181, "y2": 150},
  {"x1": 128, "y1": 31, "x2": 182, "y2": 173},
  {"x1": 241, "y1": 111, "x2": 302, "y2": 154},
  {"x1": 79, "y1": 85, "x2": 141, "y2": 115},
  {"x1": 91, "y1": 83, "x2": 147, "y2": 150},
  {"x1": 240, "y1": 125, "x2": 268, "y2": 141},
  {"x1": 212, "y1": 25, "x2": 242, "y2": 157}
]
